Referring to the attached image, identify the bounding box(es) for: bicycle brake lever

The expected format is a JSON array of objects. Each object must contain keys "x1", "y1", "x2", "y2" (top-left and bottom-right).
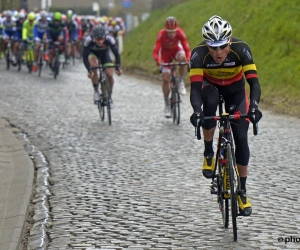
[
  {"x1": 195, "y1": 117, "x2": 201, "y2": 140},
  {"x1": 251, "y1": 108, "x2": 258, "y2": 135}
]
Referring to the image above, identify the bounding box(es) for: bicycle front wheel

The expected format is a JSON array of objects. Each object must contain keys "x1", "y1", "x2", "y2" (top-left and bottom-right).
[
  {"x1": 104, "y1": 80, "x2": 112, "y2": 125},
  {"x1": 38, "y1": 50, "x2": 44, "y2": 77},
  {"x1": 227, "y1": 143, "x2": 238, "y2": 241},
  {"x1": 98, "y1": 96, "x2": 105, "y2": 122},
  {"x1": 27, "y1": 49, "x2": 34, "y2": 73},
  {"x1": 17, "y1": 49, "x2": 23, "y2": 72},
  {"x1": 217, "y1": 153, "x2": 229, "y2": 228},
  {"x1": 53, "y1": 53, "x2": 59, "y2": 79},
  {"x1": 5, "y1": 50, "x2": 10, "y2": 70},
  {"x1": 171, "y1": 84, "x2": 180, "y2": 125}
]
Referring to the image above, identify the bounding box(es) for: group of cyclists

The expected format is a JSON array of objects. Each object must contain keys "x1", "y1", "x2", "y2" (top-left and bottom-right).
[
  {"x1": 1, "y1": 9, "x2": 263, "y2": 219},
  {"x1": 0, "y1": 9, "x2": 125, "y2": 74}
]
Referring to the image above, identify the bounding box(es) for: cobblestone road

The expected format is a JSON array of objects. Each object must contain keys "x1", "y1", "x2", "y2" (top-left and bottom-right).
[{"x1": 0, "y1": 61, "x2": 300, "y2": 250}]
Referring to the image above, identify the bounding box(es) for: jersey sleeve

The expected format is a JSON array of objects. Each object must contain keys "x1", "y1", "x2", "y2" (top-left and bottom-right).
[
  {"x1": 178, "y1": 29, "x2": 191, "y2": 60},
  {"x1": 238, "y1": 42, "x2": 261, "y2": 104},
  {"x1": 239, "y1": 42, "x2": 258, "y2": 81},
  {"x1": 152, "y1": 31, "x2": 162, "y2": 62},
  {"x1": 22, "y1": 21, "x2": 27, "y2": 40},
  {"x1": 189, "y1": 47, "x2": 204, "y2": 83}
]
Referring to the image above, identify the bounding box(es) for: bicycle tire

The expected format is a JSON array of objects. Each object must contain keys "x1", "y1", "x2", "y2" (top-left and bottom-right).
[
  {"x1": 98, "y1": 96, "x2": 105, "y2": 121},
  {"x1": 17, "y1": 48, "x2": 23, "y2": 72},
  {"x1": 6, "y1": 49, "x2": 10, "y2": 70},
  {"x1": 216, "y1": 151, "x2": 229, "y2": 228},
  {"x1": 104, "y1": 80, "x2": 112, "y2": 125},
  {"x1": 38, "y1": 50, "x2": 44, "y2": 77},
  {"x1": 27, "y1": 49, "x2": 34, "y2": 73},
  {"x1": 173, "y1": 85, "x2": 180, "y2": 125},
  {"x1": 227, "y1": 143, "x2": 238, "y2": 241},
  {"x1": 53, "y1": 53, "x2": 59, "y2": 79}
]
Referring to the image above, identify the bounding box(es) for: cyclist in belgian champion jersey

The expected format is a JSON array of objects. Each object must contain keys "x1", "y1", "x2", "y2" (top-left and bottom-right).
[
  {"x1": 83, "y1": 24, "x2": 122, "y2": 108},
  {"x1": 153, "y1": 16, "x2": 191, "y2": 117},
  {"x1": 189, "y1": 15, "x2": 262, "y2": 216}
]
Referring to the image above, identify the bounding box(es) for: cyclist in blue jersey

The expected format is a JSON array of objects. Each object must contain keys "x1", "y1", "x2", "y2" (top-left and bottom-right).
[
  {"x1": 13, "y1": 11, "x2": 26, "y2": 65},
  {"x1": 34, "y1": 10, "x2": 50, "y2": 65},
  {"x1": 2, "y1": 10, "x2": 17, "y2": 64}
]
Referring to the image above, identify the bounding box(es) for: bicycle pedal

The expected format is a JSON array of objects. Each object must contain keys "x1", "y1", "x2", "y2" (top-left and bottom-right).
[{"x1": 210, "y1": 189, "x2": 217, "y2": 195}]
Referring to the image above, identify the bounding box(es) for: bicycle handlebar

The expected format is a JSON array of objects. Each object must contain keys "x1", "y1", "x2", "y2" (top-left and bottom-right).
[
  {"x1": 90, "y1": 65, "x2": 118, "y2": 71},
  {"x1": 159, "y1": 62, "x2": 190, "y2": 74},
  {"x1": 195, "y1": 111, "x2": 259, "y2": 140},
  {"x1": 159, "y1": 62, "x2": 189, "y2": 66}
]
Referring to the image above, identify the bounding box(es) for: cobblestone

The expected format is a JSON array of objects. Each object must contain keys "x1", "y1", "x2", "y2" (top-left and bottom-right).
[{"x1": 0, "y1": 61, "x2": 300, "y2": 249}]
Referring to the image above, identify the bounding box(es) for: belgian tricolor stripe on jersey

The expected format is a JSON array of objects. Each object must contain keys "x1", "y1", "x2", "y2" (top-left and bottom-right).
[{"x1": 190, "y1": 68, "x2": 203, "y2": 82}]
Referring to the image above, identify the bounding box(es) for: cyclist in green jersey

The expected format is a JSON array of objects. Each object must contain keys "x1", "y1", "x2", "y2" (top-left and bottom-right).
[{"x1": 22, "y1": 12, "x2": 36, "y2": 71}]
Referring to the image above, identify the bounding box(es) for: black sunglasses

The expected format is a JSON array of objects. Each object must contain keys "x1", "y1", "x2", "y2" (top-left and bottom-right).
[{"x1": 208, "y1": 43, "x2": 229, "y2": 50}]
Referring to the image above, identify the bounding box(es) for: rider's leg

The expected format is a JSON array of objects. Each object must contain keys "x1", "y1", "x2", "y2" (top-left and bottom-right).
[
  {"x1": 88, "y1": 55, "x2": 99, "y2": 87},
  {"x1": 34, "y1": 42, "x2": 40, "y2": 62},
  {"x1": 176, "y1": 51, "x2": 187, "y2": 81},
  {"x1": 201, "y1": 82, "x2": 219, "y2": 178},
  {"x1": 162, "y1": 71, "x2": 171, "y2": 105}
]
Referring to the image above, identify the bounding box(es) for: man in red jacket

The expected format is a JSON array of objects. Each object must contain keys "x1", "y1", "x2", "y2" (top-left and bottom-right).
[{"x1": 153, "y1": 16, "x2": 191, "y2": 117}]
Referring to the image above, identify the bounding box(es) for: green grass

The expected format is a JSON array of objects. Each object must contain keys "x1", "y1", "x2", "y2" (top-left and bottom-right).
[{"x1": 121, "y1": 0, "x2": 300, "y2": 116}]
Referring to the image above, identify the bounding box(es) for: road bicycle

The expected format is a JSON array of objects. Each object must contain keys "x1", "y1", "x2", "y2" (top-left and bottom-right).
[
  {"x1": 51, "y1": 42, "x2": 61, "y2": 79},
  {"x1": 90, "y1": 63, "x2": 117, "y2": 126},
  {"x1": 195, "y1": 95, "x2": 258, "y2": 241},
  {"x1": 160, "y1": 62, "x2": 189, "y2": 125}
]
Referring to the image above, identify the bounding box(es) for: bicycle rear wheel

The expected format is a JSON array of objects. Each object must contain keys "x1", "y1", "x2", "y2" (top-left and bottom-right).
[
  {"x1": 227, "y1": 143, "x2": 238, "y2": 241},
  {"x1": 104, "y1": 80, "x2": 112, "y2": 125}
]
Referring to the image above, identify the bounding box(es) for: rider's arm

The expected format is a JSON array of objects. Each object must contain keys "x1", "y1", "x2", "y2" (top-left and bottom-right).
[
  {"x1": 152, "y1": 31, "x2": 163, "y2": 62},
  {"x1": 82, "y1": 46, "x2": 90, "y2": 71},
  {"x1": 190, "y1": 47, "x2": 204, "y2": 113},
  {"x1": 33, "y1": 23, "x2": 38, "y2": 38},
  {"x1": 240, "y1": 43, "x2": 261, "y2": 104},
  {"x1": 107, "y1": 35, "x2": 120, "y2": 66},
  {"x1": 178, "y1": 28, "x2": 191, "y2": 60},
  {"x1": 83, "y1": 35, "x2": 92, "y2": 71},
  {"x1": 22, "y1": 21, "x2": 28, "y2": 40}
]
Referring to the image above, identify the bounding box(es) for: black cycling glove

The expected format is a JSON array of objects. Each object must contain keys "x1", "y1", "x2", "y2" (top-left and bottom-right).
[
  {"x1": 247, "y1": 102, "x2": 262, "y2": 123},
  {"x1": 190, "y1": 110, "x2": 204, "y2": 127}
]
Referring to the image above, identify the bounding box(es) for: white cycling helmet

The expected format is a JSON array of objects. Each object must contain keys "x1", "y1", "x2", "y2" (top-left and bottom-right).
[{"x1": 202, "y1": 15, "x2": 232, "y2": 43}]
